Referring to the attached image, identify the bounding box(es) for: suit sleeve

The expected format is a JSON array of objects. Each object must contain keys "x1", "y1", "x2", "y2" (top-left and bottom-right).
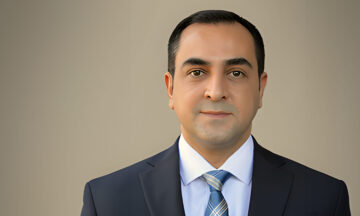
[
  {"x1": 334, "y1": 180, "x2": 351, "y2": 216},
  {"x1": 81, "y1": 182, "x2": 97, "y2": 216}
]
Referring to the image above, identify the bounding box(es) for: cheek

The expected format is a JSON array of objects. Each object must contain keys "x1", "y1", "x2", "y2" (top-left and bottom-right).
[
  {"x1": 233, "y1": 88, "x2": 260, "y2": 114},
  {"x1": 174, "y1": 83, "x2": 203, "y2": 106},
  {"x1": 173, "y1": 89, "x2": 199, "y2": 117}
]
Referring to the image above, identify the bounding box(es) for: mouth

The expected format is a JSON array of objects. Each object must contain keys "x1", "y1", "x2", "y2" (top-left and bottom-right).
[{"x1": 200, "y1": 110, "x2": 232, "y2": 118}]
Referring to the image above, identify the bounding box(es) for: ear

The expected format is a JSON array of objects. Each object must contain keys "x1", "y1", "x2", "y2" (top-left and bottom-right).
[
  {"x1": 258, "y1": 72, "x2": 268, "y2": 108},
  {"x1": 164, "y1": 72, "x2": 174, "y2": 110}
]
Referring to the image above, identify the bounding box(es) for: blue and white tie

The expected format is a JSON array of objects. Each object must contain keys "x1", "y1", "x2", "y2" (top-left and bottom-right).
[{"x1": 203, "y1": 170, "x2": 231, "y2": 216}]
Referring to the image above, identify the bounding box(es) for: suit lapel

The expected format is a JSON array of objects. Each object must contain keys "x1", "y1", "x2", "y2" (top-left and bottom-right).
[
  {"x1": 138, "y1": 136, "x2": 293, "y2": 216},
  {"x1": 139, "y1": 138, "x2": 185, "y2": 216},
  {"x1": 248, "y1": 138, "x2": 294, "y2": 216}
]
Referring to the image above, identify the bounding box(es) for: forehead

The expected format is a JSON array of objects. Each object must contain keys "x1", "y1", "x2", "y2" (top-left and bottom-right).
[{"x1": 176, "y1": 22, "x2": 257, "y2": 68}]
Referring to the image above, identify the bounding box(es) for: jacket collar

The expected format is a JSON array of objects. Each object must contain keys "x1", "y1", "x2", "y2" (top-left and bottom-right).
[
  {"x1": 139, "y1": 137, "x2": 185, "y2": 216},
  {"x1": 248, "y1": 137, "x2": 294, "y2": 216},
  {"x1": 139, "y1": 136, "x2": 293, "y2": 216}
]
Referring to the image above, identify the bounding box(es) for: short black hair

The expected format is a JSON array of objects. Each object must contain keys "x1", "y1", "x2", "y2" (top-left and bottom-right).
[{"x1": 168, "y1": 10, "x2": 265, "y2": 78}]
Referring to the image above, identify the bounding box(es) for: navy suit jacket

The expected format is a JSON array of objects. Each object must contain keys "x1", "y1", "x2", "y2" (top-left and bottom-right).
[{"x1": 81, "y1": 137, "x2": 351, "y2": 215}]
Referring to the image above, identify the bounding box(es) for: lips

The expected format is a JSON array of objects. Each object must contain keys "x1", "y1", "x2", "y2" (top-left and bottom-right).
[{"x1": 200, "y1": 110, "x2": 232, "y2": 118}]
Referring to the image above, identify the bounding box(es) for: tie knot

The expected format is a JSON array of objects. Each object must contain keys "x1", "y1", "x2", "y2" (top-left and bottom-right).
[{"x1": 203, "y1": 170, "x2": 231, "y2": 191}]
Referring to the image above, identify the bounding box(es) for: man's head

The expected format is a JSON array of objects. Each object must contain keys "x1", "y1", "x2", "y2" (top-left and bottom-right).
[
  {"x1": 164, "y1": 10, "x2": 267, "y2": 152},
  {"x1": 168, "y1": 10, "x2": 265, "y2": 79}
]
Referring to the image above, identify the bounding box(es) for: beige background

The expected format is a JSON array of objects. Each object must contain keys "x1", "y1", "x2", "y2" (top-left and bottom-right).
[{"x1": 1, "y1": 0, "x2": 359, "y2": 215}]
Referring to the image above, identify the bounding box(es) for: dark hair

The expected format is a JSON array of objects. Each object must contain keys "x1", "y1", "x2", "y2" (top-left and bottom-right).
[{"x1": 168, "y1": 10, "x2": 265, "y2": 78}]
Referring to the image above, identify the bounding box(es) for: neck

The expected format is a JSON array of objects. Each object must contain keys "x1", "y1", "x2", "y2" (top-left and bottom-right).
[{"x1": 182, "y1": 130, "x2": 251, "y2": 169}]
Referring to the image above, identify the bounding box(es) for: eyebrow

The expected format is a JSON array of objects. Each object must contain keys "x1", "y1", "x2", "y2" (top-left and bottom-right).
[
  {"x1": 181, "y1": 58, "x2": 210, "y2": 68},
  {"x1": 225, "y1": 57, "x2": 253, "y2": 68},
  {"x1": 181, "y1": 57, "x2": 252, "y2": 69}
]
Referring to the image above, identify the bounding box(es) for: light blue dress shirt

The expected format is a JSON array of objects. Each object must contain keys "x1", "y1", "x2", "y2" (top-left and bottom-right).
[{"x1": 178, "y1": 134, "x2": 254, "y2": 216}]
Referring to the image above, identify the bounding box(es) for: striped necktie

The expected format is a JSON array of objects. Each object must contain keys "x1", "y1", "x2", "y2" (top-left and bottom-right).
[{"x1": 203, "y1": 170, "x2": 231, "y2": 216}]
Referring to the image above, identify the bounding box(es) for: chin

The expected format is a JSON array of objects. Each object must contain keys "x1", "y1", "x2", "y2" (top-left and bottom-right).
[
  {"x1": 194, "y1": 122, "x2": 249, "y2": 148},
  {"x1": 197, "y1": 128, "x2": 237, "y2": 148}
]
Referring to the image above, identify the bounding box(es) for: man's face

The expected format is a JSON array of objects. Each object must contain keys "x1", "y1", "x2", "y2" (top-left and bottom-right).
[{"x1": 165, "y1": 23, "x2": 267, "y2": 150}]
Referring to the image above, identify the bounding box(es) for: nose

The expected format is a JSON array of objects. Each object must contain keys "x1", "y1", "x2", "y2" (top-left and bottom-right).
[{"x1": 204, "y1": 73, "x2": 228, "y2": 101}]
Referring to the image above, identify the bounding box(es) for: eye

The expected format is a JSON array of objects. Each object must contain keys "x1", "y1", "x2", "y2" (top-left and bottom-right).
[
  {"x1": 230, "y1": 71, "x2": 245, "y2": 77},
  {"x1": 189, "y1": 70, "x2": 204, "y2": 77}
]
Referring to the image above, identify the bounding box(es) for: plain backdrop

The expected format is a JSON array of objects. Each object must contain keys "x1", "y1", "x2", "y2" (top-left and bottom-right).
[{"x1": 1, "y1": 0, "x2": 359, "y2": 215}]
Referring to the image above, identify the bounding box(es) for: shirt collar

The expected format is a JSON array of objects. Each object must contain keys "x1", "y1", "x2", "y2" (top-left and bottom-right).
[{"x1": 178, "y1": 134, "x2": 254, "y2": 186}]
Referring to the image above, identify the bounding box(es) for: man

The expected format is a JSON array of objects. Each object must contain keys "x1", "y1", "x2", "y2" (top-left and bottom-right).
[{"x1": 81, "y1": 10, "x2": 351, "y2": 216}]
